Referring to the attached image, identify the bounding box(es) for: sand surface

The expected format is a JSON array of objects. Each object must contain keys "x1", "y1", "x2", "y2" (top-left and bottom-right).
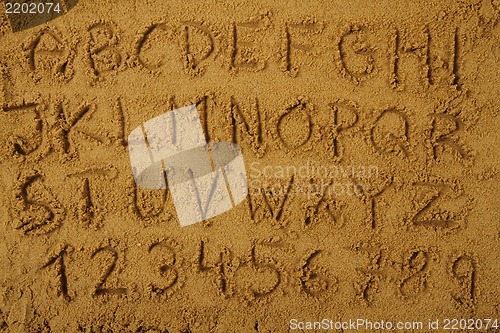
[{"x1": 0, "y1": 0, "x2": 499, "y2": 332}]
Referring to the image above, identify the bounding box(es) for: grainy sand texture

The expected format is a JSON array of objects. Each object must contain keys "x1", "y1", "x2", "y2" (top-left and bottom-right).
[{"x1": 0, "y1": 0, "x2": 499, "y2": 332}]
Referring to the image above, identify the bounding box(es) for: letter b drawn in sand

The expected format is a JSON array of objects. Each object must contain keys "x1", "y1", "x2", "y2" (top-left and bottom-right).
[{"x1": 128, "y1": 104, "x2": 248, "y2": 227}]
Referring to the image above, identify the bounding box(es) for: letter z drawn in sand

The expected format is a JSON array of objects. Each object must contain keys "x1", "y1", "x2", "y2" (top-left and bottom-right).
[{"x1": 128, "y1": 104, "x2": 248, "y2": 227}]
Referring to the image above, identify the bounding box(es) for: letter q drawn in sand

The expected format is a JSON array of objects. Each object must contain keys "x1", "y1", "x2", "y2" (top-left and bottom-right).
[{"x1": 128, "y1": 104, "x2": 248, "y2": 227}]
